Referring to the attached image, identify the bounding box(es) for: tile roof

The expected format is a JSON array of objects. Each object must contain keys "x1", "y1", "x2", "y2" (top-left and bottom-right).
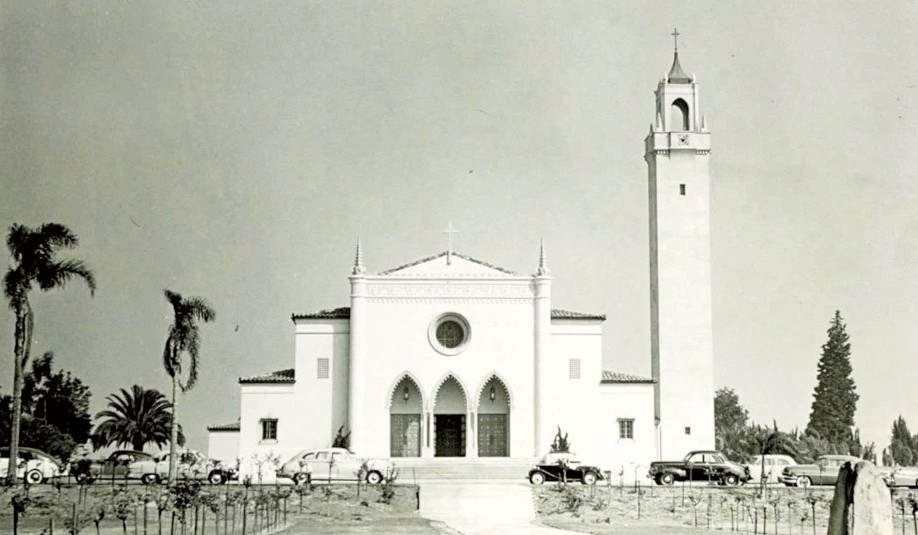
[
  {"x1": 291, "y1": 307, "x2": 351, "y2": 321},
  {"x1": 238, "y1": 368, "x2": 295, "y2": 384},
  {"x1": 380, "y1": 251, "x2": 518, "y2": 276},
  {"x1": 601, "y1": 371, "x2": 655, "y2": 384},
  {"x1": 206, "y1": 422, "x2": 240, "y2": 432},
  {"x1": 551, "y1": 309, "x2": 606, "y2": 321}
]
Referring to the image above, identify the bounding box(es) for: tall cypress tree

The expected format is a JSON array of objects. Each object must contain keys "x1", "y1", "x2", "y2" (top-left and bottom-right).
[{"x1": 805, "y1": 311, "x2": 858, "y2": 446}]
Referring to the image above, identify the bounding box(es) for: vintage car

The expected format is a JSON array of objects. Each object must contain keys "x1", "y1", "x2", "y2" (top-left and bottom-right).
[
  {"x1": 278, "y1": 447, "x2": 391, "y2": 484},
  {"x1": 649, "y1": 450, "x2": 751, "y2": 486},
  {"x1": 127, "y1": 450, "x2": 237, "y2": 484},
  {"x1": 780, "y1": 454, "x2": 860, "y2": 487},
  {"x1": 745, "y1": 454, "x2": 798, "y2": 484},
  {"x1": 70, "y1": 450, "x2": 153, "y2": 483},
  {"x1": 0, "y1": 447, "x2": 67, "y2": 484},
  {"x1": 527, "y1": 452, "x2": 604, "y2": 485},
  {"x1": 879, "y1": 465, "x2": 918, "y2": 488}
]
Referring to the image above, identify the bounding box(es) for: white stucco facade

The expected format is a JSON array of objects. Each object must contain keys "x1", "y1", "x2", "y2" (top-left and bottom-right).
[{"x1": 207, "y1": 49, "x2": 716, "y2": 476}]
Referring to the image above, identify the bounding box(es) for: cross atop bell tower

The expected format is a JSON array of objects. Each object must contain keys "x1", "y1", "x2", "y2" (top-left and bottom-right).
[{"x1": 644, "y1": 31, "x2": 715, "y2": 461}]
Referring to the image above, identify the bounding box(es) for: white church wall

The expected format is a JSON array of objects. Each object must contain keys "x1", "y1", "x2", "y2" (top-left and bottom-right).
[
  {"x1": 206, "y1": 431, "x2": 239, "y2": 464},
  {"x1": 544, "y1": 321, "x2": 604, "y2": 454},
  {"x1": 238, "y1": 384, "x2": 299, "y2": 479},
  {"x1": 354, "y1": 292, "x2": 537, "y2": 459},
  {"x1": 590, "y1": 384, "x2": 656, "y2": 482},
  {"x1": 293, "y1": 319, "x2": 350, "y2": 447}
]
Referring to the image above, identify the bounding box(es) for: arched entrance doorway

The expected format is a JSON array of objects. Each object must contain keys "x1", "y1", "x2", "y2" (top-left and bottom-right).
[
  {"x1": 433, "y1": 376, "x2": 467, "y2": 457},
  {"x1": 477, "y1": 376, "x2": 510, "y2": 457},
  {"x1": 389, "y1": 376, "x2": 422, "y2": 457}
]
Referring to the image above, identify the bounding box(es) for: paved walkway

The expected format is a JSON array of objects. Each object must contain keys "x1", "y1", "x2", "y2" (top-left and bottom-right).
[{"x1": 418, "y1": 481, "x2": 582, "y2": 535}]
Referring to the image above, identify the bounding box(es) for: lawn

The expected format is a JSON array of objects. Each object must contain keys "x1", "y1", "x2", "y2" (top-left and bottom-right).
[
  {"x1": 533, "y1": 482, "x2": 918, "y2": 534},
  {"x1": 0, "y1": 481, "x2": 443, "y2": 535}
]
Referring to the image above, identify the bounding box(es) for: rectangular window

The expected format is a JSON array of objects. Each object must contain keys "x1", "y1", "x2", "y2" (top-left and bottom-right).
[
  {"x1": 684, "y1": 426, "x2": 692, "y2": 435},
  {"x1": 260, "y1": 419, "x2": 278, "y2": 441},
  {"x1": 317, "y1": 358, "x2": 329, "y2": 379},
  {"x1": 569, "y1": 358, "x2": 581, "y2": 379},
  {"x1": 679, "y1": 184, "x2": 686, "y2": 195},
  {"x1": 618, "y1": 418, "x2": 634, "y2": 440}
]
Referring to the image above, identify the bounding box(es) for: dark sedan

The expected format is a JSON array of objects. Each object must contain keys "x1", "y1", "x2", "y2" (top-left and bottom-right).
[{"x1": 528, "y1": 452, "x2": 604, "y2": 485}]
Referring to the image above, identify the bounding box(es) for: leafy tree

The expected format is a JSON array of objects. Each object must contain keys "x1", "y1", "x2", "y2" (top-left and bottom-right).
[
  {"x1": 3, "y1": 223, "x2": 95, "y2": 482},
  {"x1": 888, "y1": 416, "x2": 918, "y2": 466},
  {"x1": 161, "y1": 289, "x2": 215, "y2": 483},
  {"x1": 805, "y1": 311, "x2": 858, "y2": 446},
  {"x1": 714, "y1": 388, "x2": 749, "y2": 461},
  {"x1": 92, "y1": 385, "x2": 185, "y2": 451},
  {"x1": 0, "y1": 352, "x2": 92, "y2": 461}
]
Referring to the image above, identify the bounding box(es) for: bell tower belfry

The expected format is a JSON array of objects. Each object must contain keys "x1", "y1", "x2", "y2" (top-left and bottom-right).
[{"x1": 645, "y1": 30, "x2": 715, "y2": 460}]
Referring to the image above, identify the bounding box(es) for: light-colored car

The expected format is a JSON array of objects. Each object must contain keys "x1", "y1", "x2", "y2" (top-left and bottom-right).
[
  {"x1": 880, "y1": 465, "x2": 918, "y2": 488},
  {"x1": 781, "y1": 455, "x2": 860, "y2": 487},
  {"x1": 0, "y1": 447, "x2": 67, "y2": 484},
  {"x1": 279, "y1": 448, "x2": 391, "y2": 485},
  {"x1": 127, "y1": 450, "x2": 237, "y2": 485},
  {"x1": 746, "y1": 454, "x2": 797, "y2": 484}
]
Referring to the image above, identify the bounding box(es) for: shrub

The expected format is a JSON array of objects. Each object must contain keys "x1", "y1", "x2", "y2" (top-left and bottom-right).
[
  {"x1": 551, "y1": 427, "x2": 570, "y2": 453},
  {"x1": 377, "y1": 466, "x2": 399, "y2": 505}
]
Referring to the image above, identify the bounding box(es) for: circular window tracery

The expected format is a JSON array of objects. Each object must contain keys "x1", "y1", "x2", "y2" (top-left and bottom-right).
[{"x1": 428, "y1": 314, "x2": 470, "y2": 356}]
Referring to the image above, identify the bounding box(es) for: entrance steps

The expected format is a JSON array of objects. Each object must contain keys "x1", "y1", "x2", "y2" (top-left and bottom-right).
[{"x1": 390, "y1": 457, "x2": 536, "y2": 481}]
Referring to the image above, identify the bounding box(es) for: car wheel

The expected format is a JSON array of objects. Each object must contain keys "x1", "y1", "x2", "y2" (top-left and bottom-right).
[
  {"x1": 582, "y1": 472, "x2": 598, "y2": 486},
  {"x1": 208, "y1": 471, "x2": 225, "y2": 485},
  {"x1": 795, "y1": 476, "x2": 812, "y2": 488},
  {"x1": 25, "y1": 469, "x2": 43, "y2": 485},
  {"x1": 142, "y1": 474, "x2": 159, "y2": 485},
  {"x1": 659, "y1": 473, "x2": 675, "y2": 486},
  {"x1": 294, "y1": 472, "x2": 311, "y2": 485},
  {"x1": 722, "y1": 474, "x2": 739, "y2": 487},
  {"x1": 366, "y1": 470, "x2": 383, "y2": 485},
  {"x1": 529, "y1": 472, "x2": 546, "y2": 485}
]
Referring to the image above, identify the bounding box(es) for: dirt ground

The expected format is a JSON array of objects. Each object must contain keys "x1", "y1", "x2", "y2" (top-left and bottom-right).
[
  {"x1": 533, "y1": 482, "x2": 918, "y2": 534},
  {"x1": 0, "y1": 482, "x2": 443, "y2": 535}
]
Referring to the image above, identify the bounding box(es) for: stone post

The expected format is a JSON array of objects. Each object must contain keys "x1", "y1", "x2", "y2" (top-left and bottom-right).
[{"x1": 827, "y1": 461, "x2": 893, "y2": 535}]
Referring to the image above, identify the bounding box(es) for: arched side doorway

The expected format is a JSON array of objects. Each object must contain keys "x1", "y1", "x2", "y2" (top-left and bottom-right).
[
  {"x1": 477, "y1": 376, "x2": 510, "y2": 457},
  {"x1": 389, "y1": 376, "x2": 423, "y2": 457},
  {"x1": 432, "y1": 376, "x2": 467, "y2": 457}
]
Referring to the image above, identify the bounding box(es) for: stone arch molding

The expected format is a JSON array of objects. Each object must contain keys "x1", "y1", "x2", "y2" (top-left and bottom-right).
[
  {"x1": 474, "y1": 372, "x2": 513, "y2": 410},
  {"x1": 384, "y1": 371, "x2": 425, "y2": 410},
  {"x1": 427, "y1": 372, "x2": 470, "y2": 412}
]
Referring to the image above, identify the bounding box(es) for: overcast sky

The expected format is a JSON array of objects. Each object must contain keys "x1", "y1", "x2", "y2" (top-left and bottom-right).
[{"x1": 2, "y1": 1, "x2": 917, "y2": 453}]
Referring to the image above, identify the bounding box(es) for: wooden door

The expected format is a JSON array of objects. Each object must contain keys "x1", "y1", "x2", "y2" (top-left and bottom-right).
[
  {"x1": 477, "y1": 414, "x2": 508, "y2": 457},
  {"x1": 390, "y1": 414, "x2": 421, "y2": 457}
]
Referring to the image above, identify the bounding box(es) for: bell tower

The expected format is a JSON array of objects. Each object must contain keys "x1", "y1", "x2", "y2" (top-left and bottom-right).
[{"x1": 645, "y1": 30, "x2": 715, "y2": 460}]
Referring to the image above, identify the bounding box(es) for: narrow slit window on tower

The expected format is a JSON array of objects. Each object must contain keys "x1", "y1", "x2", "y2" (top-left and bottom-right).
[
  {"x1": 679, "y1": 184, "x2": 686, "y2": 196},
  {"x1": 684, "y1": 426, "x2": 692, "y2": 436},
  {"x1": 317, "y1": 358, "x2": 329, "y2": 379}
]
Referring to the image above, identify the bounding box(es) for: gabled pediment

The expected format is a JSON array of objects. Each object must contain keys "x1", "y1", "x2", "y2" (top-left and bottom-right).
[{"x1": 379, "y1": 251, "x2": 518, "y2": 277}]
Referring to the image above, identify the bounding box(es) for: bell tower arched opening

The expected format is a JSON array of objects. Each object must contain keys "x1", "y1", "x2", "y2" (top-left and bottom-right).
[{"x1": 671, "y1": 98, "x2": 690, "y2": 131}]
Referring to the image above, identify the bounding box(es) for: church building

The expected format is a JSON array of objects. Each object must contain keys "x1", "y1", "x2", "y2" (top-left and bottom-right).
[{"x1": 208, "y1": 41, "x2": 716, "y2": 474}]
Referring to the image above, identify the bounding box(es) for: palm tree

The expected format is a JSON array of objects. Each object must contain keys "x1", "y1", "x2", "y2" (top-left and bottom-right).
[
  {"x1": 92, "y1": 385, "x2": 186, "y2": 451},
  {"x1": 3, "y1": 223, "x2": 95, "y2": 484},
  {"x1": 161, "y1": 289, "x2": 215, "y2": 483}
]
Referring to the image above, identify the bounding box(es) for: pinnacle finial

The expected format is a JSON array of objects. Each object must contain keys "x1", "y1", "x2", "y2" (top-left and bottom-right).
[
  {"x1": 352, "y1": 236, "x2": 366, "y2": 275},
  {"x1": 536, "y1": 239, "x2": 551, "y2": 276}
]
